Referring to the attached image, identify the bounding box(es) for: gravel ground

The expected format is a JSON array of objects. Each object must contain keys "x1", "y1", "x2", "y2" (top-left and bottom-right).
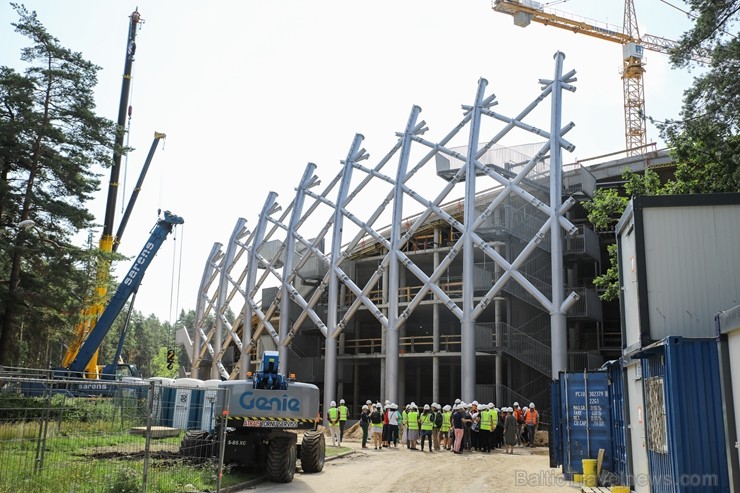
[{"x1": 235, "y1": 437, "x2": 583, "y2": 493}]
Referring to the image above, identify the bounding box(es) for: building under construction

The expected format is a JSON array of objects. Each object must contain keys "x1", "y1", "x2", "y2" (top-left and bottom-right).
[{"x1": 177, "y1": 53, "x2": 674, "y2": 423}]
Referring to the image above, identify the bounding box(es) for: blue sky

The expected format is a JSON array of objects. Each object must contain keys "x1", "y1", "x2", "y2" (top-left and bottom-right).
[{"x1": 0, "y1": 1, "x2": 701, "y2": 321}]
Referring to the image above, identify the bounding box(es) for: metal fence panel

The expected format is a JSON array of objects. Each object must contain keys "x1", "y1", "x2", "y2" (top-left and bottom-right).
[{"x1": 0, "y1": 375, "x2": 229, "y2": 493}]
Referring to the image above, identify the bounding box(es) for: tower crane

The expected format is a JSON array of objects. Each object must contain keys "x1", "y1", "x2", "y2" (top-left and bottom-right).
[{"x1": 492, "y1": 0, "x2": 707, "y2": 156}]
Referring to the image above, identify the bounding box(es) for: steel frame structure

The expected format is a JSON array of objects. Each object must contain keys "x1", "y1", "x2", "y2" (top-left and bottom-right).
[{"x1": 180, "y1": 53, "x2": 580, "y2": 416}]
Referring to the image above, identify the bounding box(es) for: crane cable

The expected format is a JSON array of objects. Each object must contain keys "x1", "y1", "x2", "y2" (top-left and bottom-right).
[
  {"x1": 121, "y1": 63, "x2": 136, "y2": 215},
  {"x1": 168, "y1": 220, "x2": 185, "y2": 325}
]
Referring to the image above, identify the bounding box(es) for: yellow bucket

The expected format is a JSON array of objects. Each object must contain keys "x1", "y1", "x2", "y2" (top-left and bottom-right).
[
  {"x1": 610, "y1": 487, "x2": 630, "y2": 493},
  {"x1": 573, "y1": 473, "x2": 583, "y2": 484},
  {"x1": 582, "y1": 459, "x2": 598, "y2": 487}
]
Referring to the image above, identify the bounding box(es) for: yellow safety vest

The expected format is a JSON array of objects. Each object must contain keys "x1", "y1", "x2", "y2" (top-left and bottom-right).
[
  {"x1": 420, "y1": 413, "x2": 433, "y2": 431},
  {"x1": 328, "y1": 407, "x2": 339, "y2": 426},
  {"x1": 339, "y1": 405, "x2": 348, "y2": 420},
  {"x1": 480, "y1": 410, "x2": 492, "y2": 431},
  {"x1": 441, "y1": 411, "x2": 451, "y2": 432},
  {"x1": 407, "y1": 411, "x2": 419, "y2": 430},
  {"x1": 491, "y1": 409, "x2": 499, "y2": 427}
]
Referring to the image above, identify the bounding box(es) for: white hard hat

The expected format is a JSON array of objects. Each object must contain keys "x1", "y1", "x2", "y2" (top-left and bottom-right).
[
  {"x1": 472, "y1": 400, "x2": 479, "y2": 406},
  {"x1": 454, "y1": 398, "x2": 461, "y2": 404},
  {"x1": 391, "y1": 403, "x2": 398, "y2": 409},
  {"x1": 385, "y1": 400, "x2": 390, "y2": 405},
  {"x1": 479, "y1": 404, "x2": 488, "y2": 410},
  {"x1": 529, "y1": 402, "x2": 535, "y2": 408},
  {"x1": 376, "y1": 403, "x2": 382, "y2": 408},
  {"x1": 513, "y1": 402, "x2": 519, "y2": 407},
  {"x1": 423, "y1": 404, "x2": 430, "y2": 410},
  {"x1": 366, "y1": 400, "x2": 372, "y2": 404},
  {"x1": 443, "y1": 405, "x2": 451, "y2": 411},
  {"x1": 362, "y1": 404, "x2": 368, "y2": 410},
  {"x1": 330, "y1": 401, "x2": 336, "y2": 407},
  {"x1": 410, "y1": 402, "x2": 416, "y2": 407},
  {"x1": 340, "y1": 399, "x2": 345, "y2": 404}
]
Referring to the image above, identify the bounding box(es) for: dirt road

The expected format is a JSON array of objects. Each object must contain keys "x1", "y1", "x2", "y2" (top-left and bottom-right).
[{"x1": 238, "y1": 439, "x2": 582, "y2": 493}]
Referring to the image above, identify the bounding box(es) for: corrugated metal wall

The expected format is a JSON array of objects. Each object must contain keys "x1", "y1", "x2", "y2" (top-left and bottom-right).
[
  {"x1": 640, "y1": 337, "x2": 730, "y2": 493},
  {"x1": 641, "y1": 204, "x2": 740, "y2": 340}
]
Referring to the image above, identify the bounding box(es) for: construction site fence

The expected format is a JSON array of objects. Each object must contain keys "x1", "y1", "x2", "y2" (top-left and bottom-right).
[{"x1": 0, "y1": 372, "x2": 230, "y2": 493}]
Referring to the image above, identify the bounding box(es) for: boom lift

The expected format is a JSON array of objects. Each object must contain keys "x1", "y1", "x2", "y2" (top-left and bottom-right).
[
  {"x1": 60, "y1": 211, "x2": 184, "y2": 380},
  {"x1": 492, "y1": 0, "x2": 708, "y2": 156}
]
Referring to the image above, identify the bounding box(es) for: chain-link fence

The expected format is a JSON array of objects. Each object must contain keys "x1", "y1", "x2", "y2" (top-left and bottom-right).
[{"x1": 0, "y1": 371, "x2": 240, "y2": 493}]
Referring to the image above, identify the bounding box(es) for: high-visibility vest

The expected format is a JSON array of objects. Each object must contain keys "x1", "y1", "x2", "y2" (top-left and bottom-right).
[
  {"x1": 525, "y1": 409, "x2": 538, "y2": 425},
  {"x1": 480, "y1": 410, "x2": 492, "y2": 431},
  {"x1": 328, "y1": 407, "x2": 339, "y2": 426},
  {"x1": 339, "y1": 405, "x2": 348, "y2": 421},
  {"x1": 407, "y1": 411, "x2": 419, "y2": 430},
  {"x1": 491, "y1": 409, "x2": 499, "y2": 427},
  {"x1": 402, "y1": 410, "x2": 408, "y2": 425},
  {"x1": 420, "y1": 413, "x2": 433, "y2": 431},
  {"x1": 441, "y1": 411, "x2": 451, "y2": 432}
]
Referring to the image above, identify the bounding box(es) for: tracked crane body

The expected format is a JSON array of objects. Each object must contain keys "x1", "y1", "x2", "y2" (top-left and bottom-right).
[{"x1": 492, "y1": 0, "x2": 701, "y2": 156}]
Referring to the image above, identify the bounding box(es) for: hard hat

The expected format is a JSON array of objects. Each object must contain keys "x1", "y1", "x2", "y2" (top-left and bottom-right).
[
  {"x1": 443, "y1": 405, "x2": 451, "y2": 411},
  {"x1": 410, "y1": 402, "x2": 416, "y2": 407},
  {"x1": 385, "y1": 400, "x2": 390, "y2": 405},
  {"x1": 340, "y1": 399, "x2": 345, "y2": 404},
  {"x1": 391, "y1": 403, "x2": 398, "y2": 409},
  {"x1": 513, "y1": 402, "x2": 519, "y2": 407},
  {"x1": 366, "y1": 399, "x2": 372, "y2": 404},
  {"x1": 472, "y1": 400, "x2": 479, "y2": 406},
  {"x1": 529, "y1": 402, "x2": 535, "y2": 408},
  {"x1": 454, "y1": 398, "x2": 461, "y2": 404},
  {"x1": 479, "y1": 404, "x2": 487, "y2": 410},
  {"x1": 330, "y1": 401, "x2": 336, "y2": 407},
  {"x1": 423, "y1": 404, "x2": 430, "y2": 410},
  {"x1": 376, "y1": 403, "x2": 382, "y2": 408},
  {"x1": 488, "y1": 403, "x2": 494, "y2": 408},
  {"x1": 362, "y1": 405, "x2": 368, "y2": 410}
]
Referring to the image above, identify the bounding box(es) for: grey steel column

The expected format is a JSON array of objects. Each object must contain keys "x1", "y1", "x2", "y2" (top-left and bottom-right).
[
  {"x1": 387, "y1": 106, "x2": 421, "y2": 404},
  {"x1": 243, "y1": 192, "x2": 278, "y2": 379},
  {"x1": 214, "y1": 220, "x2": 246, "y2": 379},
  {"x1": 462, "y1": 79, "x2": 487, "y2": 402},
  {"x1": 194, "y1": 242, "x2": 222, "y2": 379},
  {"x1": 278, "y1": 163, "x2": 317, "y2": 375},
  {"x1": 432, "y1": 227, "x2": 440, "y2": 404},
  {"x1": 493, "y1": 240, "x2": 504, "y2": 406},
  {"x1": 325, "y1": 134, "x2": 363, "y2": 424},
  {"x1": 550, "y1": 52, "x2": 567, "y2": 379}
]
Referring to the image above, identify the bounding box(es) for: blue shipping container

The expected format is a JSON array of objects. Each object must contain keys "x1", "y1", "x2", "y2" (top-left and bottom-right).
[
  {"x1": 635, "y1": 337, "x2": 730, "y2": 493},
  {"x1": 606, "y1": 360, "x2": 630, "y2": 486},
  {"x1": 554, "y1": 371, "x2": 613, "y2": 479}
]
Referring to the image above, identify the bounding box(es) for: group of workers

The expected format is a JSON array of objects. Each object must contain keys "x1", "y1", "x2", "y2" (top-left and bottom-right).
[{"x1": 326, "y1": 399, "x2": 540, "y2": 454}]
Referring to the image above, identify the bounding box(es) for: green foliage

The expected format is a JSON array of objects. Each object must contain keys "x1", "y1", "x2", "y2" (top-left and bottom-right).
[
  {"x1": 108, "y1": 467, "x2": 139, "y2": 493},
  {"x1": 594, "y1": 244, "x2": 621, "y2": 302},
  {"x1": 0, "y1": 4, "x2": 117, "y2": 365},
  {"x1": 150, "y1": 346, "x2": 178, "y2": 378},
  {"x1": 657, "y1": 0, "x2": 740, "y2": 193}
]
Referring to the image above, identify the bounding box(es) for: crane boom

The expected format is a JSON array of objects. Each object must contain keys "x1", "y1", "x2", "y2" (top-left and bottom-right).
[
  {"x1": 67, "y1": 211, "x2": 184, "y2": 376},
  {"x1": 492, "y1": 0, "x2": 707, "y2": 156}
]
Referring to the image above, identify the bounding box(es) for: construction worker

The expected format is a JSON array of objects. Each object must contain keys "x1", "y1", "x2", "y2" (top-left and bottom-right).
[
  {"x1": 419, "y1": 404, "x2": 434, "y2": 452},
  {"x1": 370, "y1": 403, "x2": 384, "y2": 450},
  {"x1": 441, "y1": 404, "x2": 452, "y2": 450},
  {"x1": 513, "y1": 402, "x2": 525, "y2": 446},
  {"x1": 405, "y1": 403, "x2": 419, "y2": 450},
  {"x1": 327, "y1": 400, "x2": 341, "y2": 447},
  {"x1": 359, "y1": 404, "x2": 370, "y2": 448},
  {"x1": 338, "y1": 398, "x2": 349, "y2": 443},
  {"x1": 388, "y1": 403, "x2": 400, "y2": 447},
  {"x1": 479, "y1": 403, "x2": 492, "y2": 453},
  {"x1": 491, "y1": 404, "x2": 502, "y2": 449},
  {"x1": 525, "y1": 402, "x2": 539, "y2": 447},
  {"x1": 452, "y1": 403, "x2": 466, "y2": 454},
  {"x1": 430, "y1": 403, "x2": 442, "y2": 451}
]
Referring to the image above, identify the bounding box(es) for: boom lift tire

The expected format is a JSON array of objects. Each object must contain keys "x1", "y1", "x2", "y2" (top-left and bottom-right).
[
  {"x1": 180, "y1": 430, "x2": 214, "y2": 459},
  {"x1": 300, "y1": 431, "x2": 325, "y2": 473},
  {"x1": 266, "y1": 437, "x2": 296, "y2": 483}
]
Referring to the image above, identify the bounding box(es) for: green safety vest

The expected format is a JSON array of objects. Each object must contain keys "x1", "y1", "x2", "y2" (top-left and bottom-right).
[
  {"x1": 339, "y1": 405, "x2": 348, "y2": 420},
  {"x1": 491, "y1": 409, "x2": 499, "y2": 427},
  {"x1": 441, "y1": 411, "x2": 451, "y2": 432},
  {"x1": 328, "y1": 407, "x2": 339, "y2": 426},
  {"x1": 480, "y1": 410, "x2": 492, "y2": 431},
  {"x1": 420, "y1": 413, "x2": 433, "y2": 431},
  {"x1": 407, "y1": 411, "x2": 419, "y2": 430}
]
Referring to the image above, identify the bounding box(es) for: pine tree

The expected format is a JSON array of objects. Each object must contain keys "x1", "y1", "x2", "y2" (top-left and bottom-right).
[{"x1": 0, "y1": 4, "x2": 115, "y2": 366}]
